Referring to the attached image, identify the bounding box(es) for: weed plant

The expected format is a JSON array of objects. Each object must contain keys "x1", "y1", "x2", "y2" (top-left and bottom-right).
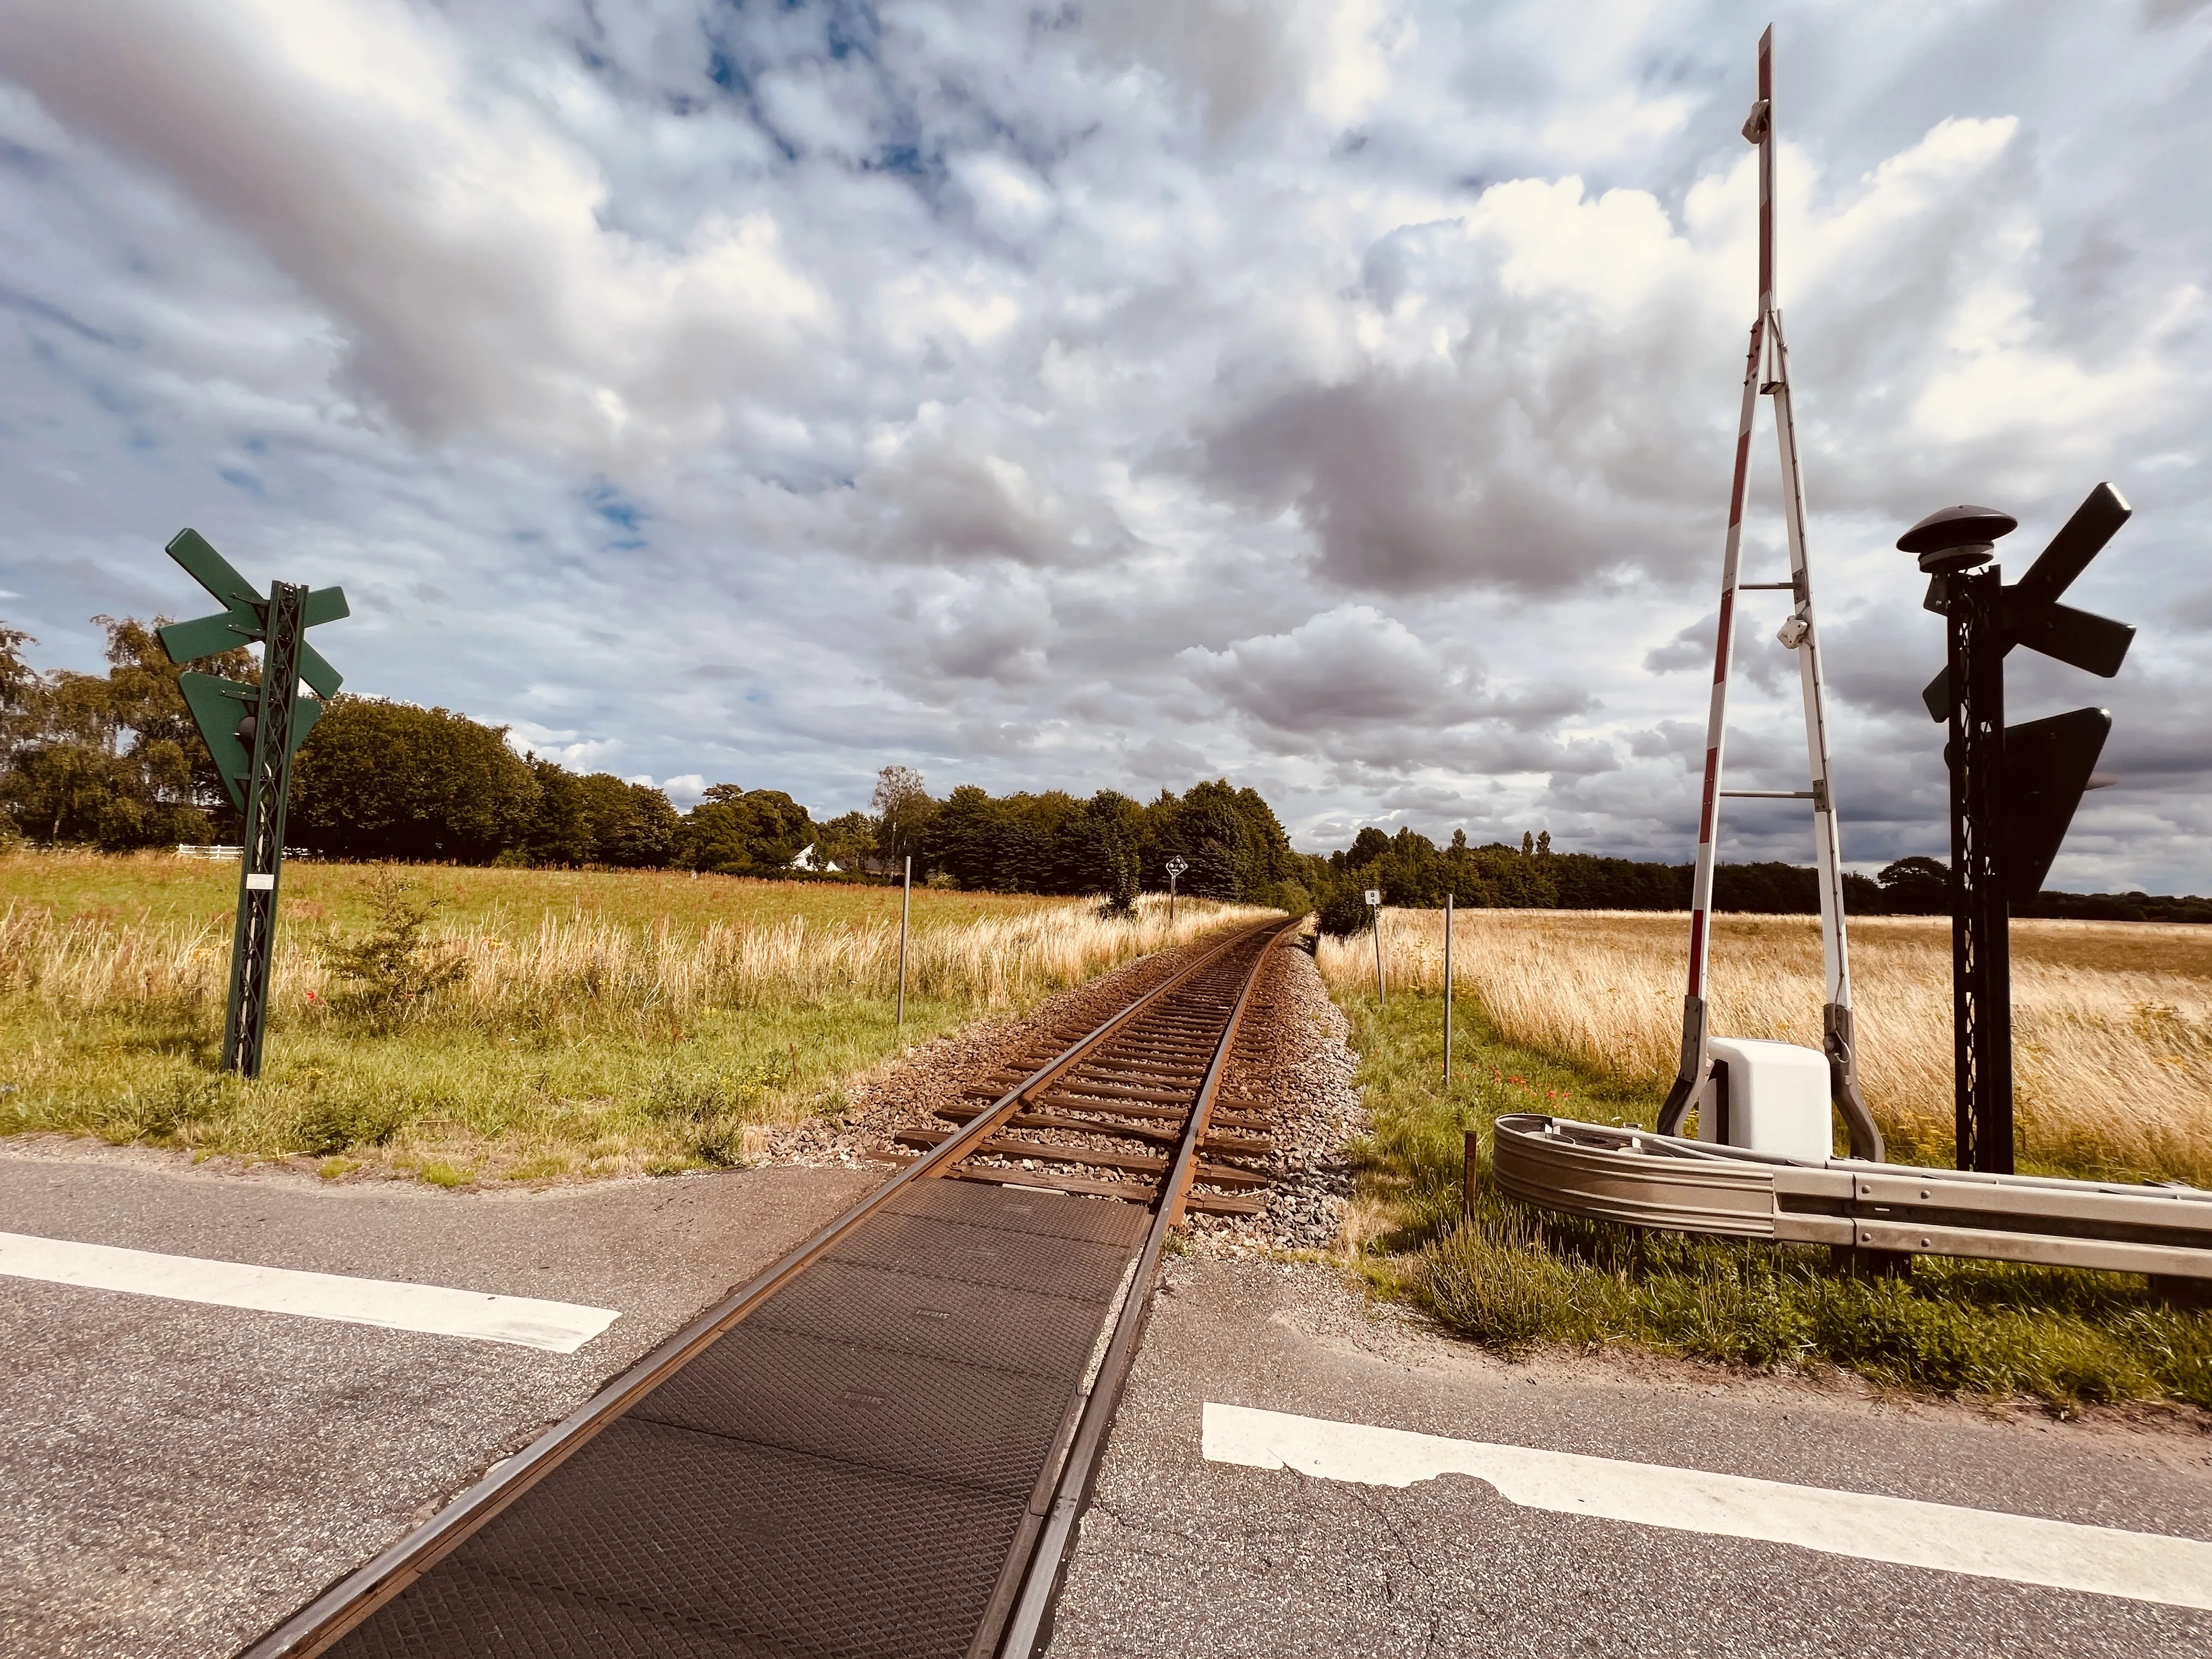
[{"x1": 1338, "y1": 988, "x2": 2212, "y2": 1414}]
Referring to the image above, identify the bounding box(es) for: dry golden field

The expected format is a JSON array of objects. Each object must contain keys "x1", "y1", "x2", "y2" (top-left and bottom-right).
[
  {"x1": 1318, "y1": 908, "x2": 2212, "y2": 1184},
  {"x1": 0, "y1": 872, "x2": 1256, "y2": 1014},
  {"x1": 0, "y1": 848, "x2": 1273, "y2": 1182}
]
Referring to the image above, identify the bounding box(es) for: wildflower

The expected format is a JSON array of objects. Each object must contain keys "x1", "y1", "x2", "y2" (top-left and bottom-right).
[{"x1": 304, "y1": 990, "x2": 317, "y2": 1002}]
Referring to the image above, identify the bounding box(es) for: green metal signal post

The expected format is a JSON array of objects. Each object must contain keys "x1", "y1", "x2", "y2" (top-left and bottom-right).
[{"x1": 157, "y1": 529, "x2": 348, "y2": 1077}]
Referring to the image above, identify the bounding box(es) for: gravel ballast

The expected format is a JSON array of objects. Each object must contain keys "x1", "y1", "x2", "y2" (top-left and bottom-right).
[{"x1": 758, "y1": 924, "x2": 1367, "y2": 1252}]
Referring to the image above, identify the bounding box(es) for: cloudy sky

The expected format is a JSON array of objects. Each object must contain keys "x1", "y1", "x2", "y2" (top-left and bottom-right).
[{"x1": 2, "y1": 0, "x2": 2208, "y2": 888}]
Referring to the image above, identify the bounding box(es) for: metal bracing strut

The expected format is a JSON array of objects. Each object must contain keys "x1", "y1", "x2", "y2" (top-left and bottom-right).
[{"x1": 1657, "y1": 26, "x2": 1884, "y2": 1161}]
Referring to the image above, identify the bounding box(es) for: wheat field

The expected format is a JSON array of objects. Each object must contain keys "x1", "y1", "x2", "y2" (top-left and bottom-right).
[
  {"x1": 1318, "y1": 909, "x2": 2212, "y2": 1183},
  {"x1": 0, "y1": 887, "x2": 1264, "y2": 1018}
]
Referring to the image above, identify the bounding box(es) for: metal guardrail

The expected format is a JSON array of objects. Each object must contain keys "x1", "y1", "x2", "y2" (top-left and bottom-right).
[{"x1": 1490, "y1": 1114, "x2": 2212, "y2": 1283}]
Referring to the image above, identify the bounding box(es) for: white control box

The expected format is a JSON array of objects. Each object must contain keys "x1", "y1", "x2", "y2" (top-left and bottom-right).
[{"x1": 1696, "y1": 1037, "x2": 1833, "y2": 1164}]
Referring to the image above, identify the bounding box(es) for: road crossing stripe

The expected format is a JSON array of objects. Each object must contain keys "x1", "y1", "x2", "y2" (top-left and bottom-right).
[
  {"x1": 1202, "y1": 1401, "x2": 2212, "y2": 1611},
  {"x1": 0, "y1": 1231, "x2": 620, "y2": 1353}
]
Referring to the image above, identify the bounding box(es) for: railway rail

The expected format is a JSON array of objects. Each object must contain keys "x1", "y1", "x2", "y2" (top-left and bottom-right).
[{"x1": 242, "y1": 914, "x2": 1300, "y2": 1659}]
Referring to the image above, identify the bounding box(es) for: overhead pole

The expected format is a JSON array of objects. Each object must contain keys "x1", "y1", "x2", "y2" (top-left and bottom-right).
[
  {"x1": 1946, "y1": 566, "x2": 2011, "y2": 1170},
  {"x1": 1657, "y1": 26, "x2": 1883, "y2": 1161}
]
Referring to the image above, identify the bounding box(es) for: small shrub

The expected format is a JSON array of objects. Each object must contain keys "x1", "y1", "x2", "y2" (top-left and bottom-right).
[
  {"x1": 290, "y1": 1095, "x2": 404, "y2": 1156},
  {"x1": 642, "y1": 1065, "x2": 775, "y2": 1167},
  {"x1": 1316, "y1": 888, "x2": 1371, "y2": 938},
  {"x1": 1418, "y1": 1205, "x2": 1580, "y2": 1355},
  {"x1": 317, "y1": 873, "x2": 471, "y2": 1028}
]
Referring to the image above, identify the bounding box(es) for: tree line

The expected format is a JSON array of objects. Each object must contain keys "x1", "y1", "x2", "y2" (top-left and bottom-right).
[
  {"x1": 1304, "y1": 826, "x2": 2208, "y2": 929},
  {"x1": 5, "y1": 615, "x2": 2202, "y2": 919},
  {"x1": 0, "y1": 618, "x2": 1307, "y2": 904}
]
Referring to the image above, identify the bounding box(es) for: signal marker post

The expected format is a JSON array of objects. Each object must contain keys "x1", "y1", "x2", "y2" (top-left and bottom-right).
[
  {"x1": 898, "y1": 855, "x2": 912, "y2": 1029},
  {"x1": 157, "y1": 529, "x2": 348, "y2": 1079},
  {"x1": 1442, "y1": 892, "x2": 1454, "y2": 1081},
  {"x1": 1165, "y1": 855, "x2": 1188, "y2": 925},
  {"x1": 1902, "y1": 487, "x2": 2134, "y2": 1173},
  {"x1": 1366, "y1": 889, "x2": 1384, "y2": 1008}
]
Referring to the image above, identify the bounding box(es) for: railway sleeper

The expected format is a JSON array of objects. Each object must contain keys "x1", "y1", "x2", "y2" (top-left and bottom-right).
[
  {"x1": 896, "y1": 1128, "x2": 1271, "y2": 1190},
  {"x1": 931, "y1": 1104, "x2": 1272, "y2": 1156},
  {"x1": 1036, "y1": 1097, "x2": 1271, "y2": 1130},
  {"x1": 938, "y1": 1167, "x2": 1263, "y2": 1216}
]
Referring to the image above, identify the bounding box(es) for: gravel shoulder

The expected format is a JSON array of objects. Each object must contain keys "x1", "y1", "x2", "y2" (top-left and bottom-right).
[{"x1": 1185, "y1": 932, "x2": 1365, "y2": 1255}]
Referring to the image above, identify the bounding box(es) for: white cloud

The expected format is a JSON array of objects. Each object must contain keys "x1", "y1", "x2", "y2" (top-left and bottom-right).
[{"x1": 3, "y1": 0, "x2": 2211, "y2": 888}]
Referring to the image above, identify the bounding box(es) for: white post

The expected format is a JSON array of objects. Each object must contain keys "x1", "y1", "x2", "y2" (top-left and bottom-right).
[
  {"x1": 1443, "y1": 892, "x2": 1453, "y2": 1081},
  {"x1": 897, "y1": 855, "x2": 911, "y2": 1029},
  {"x1": 1372, "y1": 902, "x2": 1386, "y2": 1008}
]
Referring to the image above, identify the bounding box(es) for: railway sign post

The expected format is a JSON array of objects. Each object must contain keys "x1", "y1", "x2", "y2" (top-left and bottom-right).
[
  {"x1": 1902, "y1": 484, "x2": 2134, "y2": 1173},
  {"x1": 1443, "y1": 891, "x2": 1454, "y2": 1080},
  {"x1": 897, "y1": 855, "x2": 912, "y2": 1029},
  {"x1": 1365, "y1": 888, "x2": 1384, "y2": 1007},
  {"x1": 1165, "y1": 854, "x2": 1188, "y2": 923},
  {"x1": 157, "y1": 528, "x2": 348, "y2": 1079}
]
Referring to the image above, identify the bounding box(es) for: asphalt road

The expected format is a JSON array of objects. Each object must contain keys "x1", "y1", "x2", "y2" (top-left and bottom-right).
[
  {"x1": 0, "y1": 1142, "x2": 879, "y2": 1659},
  {"x1": 1046, "y1": 1255, "x2": 2212, "y2": 1658},
  {"x1": 10, "y1": 1142, "x2": 2209, "y2": 1659}
]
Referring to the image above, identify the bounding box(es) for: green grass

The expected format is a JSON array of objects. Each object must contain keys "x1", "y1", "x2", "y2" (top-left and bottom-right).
[
  {"x1": 0, "y1": 981, "x2": 988, "y2": 1182},
  {"x1": 1337, "y1": 987, "x2": 2212, "y2": 1414}
]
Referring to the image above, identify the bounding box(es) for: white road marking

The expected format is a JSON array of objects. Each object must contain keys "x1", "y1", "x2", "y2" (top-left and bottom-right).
[
  {"x1": 1203, "y1": 1402, "x2": 2212, "y2": 1612},
  {"x1": 0, "y1": 1232, "x2": 620, "y2": 1353}
]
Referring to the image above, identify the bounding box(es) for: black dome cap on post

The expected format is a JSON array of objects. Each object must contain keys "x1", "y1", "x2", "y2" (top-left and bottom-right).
[{"x1": 1899, "y1": 504, "x2": 2019, "y2": 573}]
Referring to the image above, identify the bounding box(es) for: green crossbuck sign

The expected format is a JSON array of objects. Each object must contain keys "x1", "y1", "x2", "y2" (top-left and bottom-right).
[{"x1": 157, "y1": 529, "x2": 348, "y2": 1077}]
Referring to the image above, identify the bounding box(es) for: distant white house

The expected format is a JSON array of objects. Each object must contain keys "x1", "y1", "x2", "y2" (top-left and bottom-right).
[{"x1": 788, "y1": 843, "x2": 842, "y2": 873}]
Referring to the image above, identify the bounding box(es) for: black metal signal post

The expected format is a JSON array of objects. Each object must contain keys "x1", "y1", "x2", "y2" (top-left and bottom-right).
[
  {"x1": 1901, "y1": 487, "x2": 2134, "y2": 1174},
  {"x1": 1944, "y1": 561, "x2": 2012, "y2": 1171},
  {"x1": 157, "y1": 531, "x2": 348, "y2": 1079}
]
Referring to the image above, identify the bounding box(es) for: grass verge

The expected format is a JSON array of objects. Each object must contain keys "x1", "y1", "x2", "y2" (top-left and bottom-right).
[{"x1": 1337, "y1": 986, "x2": 2212, "y2": 1415}]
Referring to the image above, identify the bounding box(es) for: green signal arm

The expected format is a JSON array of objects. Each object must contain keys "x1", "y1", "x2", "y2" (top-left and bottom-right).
[
  {"x1": 167, "y1": 528, "x2": 259, "y2": 613},
  {"x1": 159, "y1": 608, "x2": 261, "y2": 665},
  {"x1": 177, "y1": 673, "x2": 324, "y2": 811}
]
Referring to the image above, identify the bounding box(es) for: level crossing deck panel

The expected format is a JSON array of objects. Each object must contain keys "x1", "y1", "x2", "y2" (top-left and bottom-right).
[{"x1": 333, "y1": 1181, "x2": 1150, "y2": 1658}]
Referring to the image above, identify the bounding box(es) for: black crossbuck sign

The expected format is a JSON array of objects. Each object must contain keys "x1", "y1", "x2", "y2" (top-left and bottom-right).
[{"x1": 1918, "y1": 483, "x2": 2134, "y2": 900}]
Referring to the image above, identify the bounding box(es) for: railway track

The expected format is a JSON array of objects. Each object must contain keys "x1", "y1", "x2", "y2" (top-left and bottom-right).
[{"x1": 244, "y1": 914, "x2": 1300, "y2": 1659}]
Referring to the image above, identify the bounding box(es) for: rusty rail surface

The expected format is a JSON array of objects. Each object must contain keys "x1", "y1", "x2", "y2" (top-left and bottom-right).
[
  {"x1": 240, "y1": 913, "x2": 1298, "y2": 1659},
  {"x1": 898, "y1": 917, "x2": 1292, "y2": 1221},
  {"x1": 1491, "y1": 1113, "x2": 2212, "y2": 1286}
]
